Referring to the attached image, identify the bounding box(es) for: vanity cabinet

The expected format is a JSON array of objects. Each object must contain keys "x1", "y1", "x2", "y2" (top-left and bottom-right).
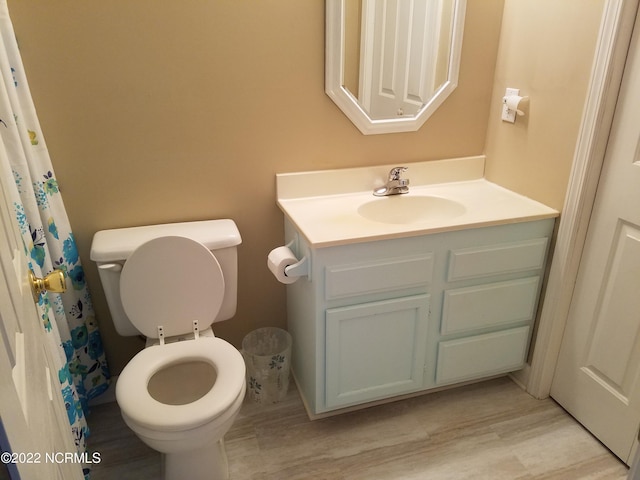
[{"x1": 284, "y1": 218, "x2": 554, "y2": 416}]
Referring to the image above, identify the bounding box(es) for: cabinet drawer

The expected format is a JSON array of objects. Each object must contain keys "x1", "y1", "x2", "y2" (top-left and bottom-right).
[
  {"x1": 325, "y1": 295, "x2": 429, "y2": 408},
  {"x1": 441, "y1": 277, "x2": 540, "y2": 335},
  {"x1": 435, "y1": 326, "x2": 530, "y2": 385},
  {"x1": 325, "y1": 254, "x2": 433, "y2": 300},
  {"x1": 447, "y1": 238, "x2": 548, "y2": 281}
]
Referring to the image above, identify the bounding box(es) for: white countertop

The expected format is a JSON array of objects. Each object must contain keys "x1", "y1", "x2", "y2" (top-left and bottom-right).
[{"x1": 277, "y1": 177, "x2": 559, "y2": 247}]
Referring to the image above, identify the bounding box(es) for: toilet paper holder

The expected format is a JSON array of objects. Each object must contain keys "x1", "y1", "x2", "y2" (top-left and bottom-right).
[
  {"x1": 283, "y1": 239, "x2": 310, "y2": 279},
  {"x1": 284, "y1": 255, "x2": 309, "y2": 279},
  {"x1": 502, "y1": 87, "x2": 528, "y2": 123}
]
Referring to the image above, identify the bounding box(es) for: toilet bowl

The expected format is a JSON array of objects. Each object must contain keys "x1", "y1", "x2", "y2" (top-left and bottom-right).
[
  {"x1": 117, "y1": 337, "x2": 244, "y2": 434},
  {"x1": 90, "y1": 222, "x2": 245, "y2": 480},
  {"x1": 116, "y1": 334, "x2": 245, "y2": 480}
]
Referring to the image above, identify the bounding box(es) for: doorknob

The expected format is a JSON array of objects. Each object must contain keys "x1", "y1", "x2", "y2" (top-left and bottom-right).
[{"x1": 28, "y1": 269, "x2": 67, "y2": 301}]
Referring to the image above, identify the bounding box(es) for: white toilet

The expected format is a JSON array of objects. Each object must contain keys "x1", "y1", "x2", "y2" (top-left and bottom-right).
[{"x1": 90, "y1": 220, "x2": 246, "y2": 480}]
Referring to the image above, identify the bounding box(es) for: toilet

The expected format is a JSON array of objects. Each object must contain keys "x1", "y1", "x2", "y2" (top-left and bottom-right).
[{"x1": 90, "y1": 220, "x2": 246, "y2": 480}]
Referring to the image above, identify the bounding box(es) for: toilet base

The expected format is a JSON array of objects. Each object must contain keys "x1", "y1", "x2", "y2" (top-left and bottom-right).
[{"x1": 163, "y1": 438, "x2": 229, "y2": 480}]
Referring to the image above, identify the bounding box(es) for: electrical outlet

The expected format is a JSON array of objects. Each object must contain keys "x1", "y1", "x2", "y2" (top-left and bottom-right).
[{"x1": 502, "y1": 88, "x2": 520, "y2": 123}]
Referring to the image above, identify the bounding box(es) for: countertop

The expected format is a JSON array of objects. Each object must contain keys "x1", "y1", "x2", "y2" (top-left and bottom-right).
[{"x1": 277, "y1": 179, "x2": 559, "y2": 247}]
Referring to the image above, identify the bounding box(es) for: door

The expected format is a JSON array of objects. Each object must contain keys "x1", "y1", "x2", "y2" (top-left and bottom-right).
[
  {"x1": 360, "y1": 0, "x2": 441, "y2": 119},
  {"x1": 550, "y1": 6, "x2": 640, "y2": 465},
  {"x1": 0, "y1": 170, "x2": 83, "y2": 478}
]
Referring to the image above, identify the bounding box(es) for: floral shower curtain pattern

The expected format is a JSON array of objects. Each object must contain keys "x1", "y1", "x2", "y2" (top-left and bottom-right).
[{"x1": 0, "y1": 2, "x2": 110, "y2": 477}]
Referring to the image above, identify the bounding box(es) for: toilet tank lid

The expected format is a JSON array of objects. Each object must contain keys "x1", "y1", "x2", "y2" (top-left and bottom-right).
[{"x1": 90, "y1": 219, "x2": 241, "y2": 262}]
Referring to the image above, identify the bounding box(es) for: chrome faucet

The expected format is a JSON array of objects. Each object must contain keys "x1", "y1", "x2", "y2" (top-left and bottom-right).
[{"x1": 373, "y1": 167, "x2": 409, "y2": 196}]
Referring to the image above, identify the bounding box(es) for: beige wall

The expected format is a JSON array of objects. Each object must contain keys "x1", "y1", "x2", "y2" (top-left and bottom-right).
[
  {"x1": 6, "y1": 0, "x2": 601, "y2": 376},
  {"x1": 8, "y1": 0, "x2": 503, "y2": 374},
  {"x1": 485, "y1": 0, "x2": 605, "y2": 210}
]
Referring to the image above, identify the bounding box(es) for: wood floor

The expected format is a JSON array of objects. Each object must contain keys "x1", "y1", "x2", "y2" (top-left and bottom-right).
[{"x1": 87, "y1": 377, "x2": 629, "y2": 479}]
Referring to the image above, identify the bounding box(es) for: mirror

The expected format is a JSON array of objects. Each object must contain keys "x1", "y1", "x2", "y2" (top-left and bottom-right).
[{"x1": 326, "y1": 0, "x2": 466, "y2": 135}]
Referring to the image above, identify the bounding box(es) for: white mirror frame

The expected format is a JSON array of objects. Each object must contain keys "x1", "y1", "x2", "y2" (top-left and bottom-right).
[{"x1": 325, "y1": 0, "x2": 467, "y2": 135}]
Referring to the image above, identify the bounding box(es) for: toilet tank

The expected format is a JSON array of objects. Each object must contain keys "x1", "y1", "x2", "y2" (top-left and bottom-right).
[{"x1": 90, "y1": 220, "x2": 241, "y2": 337}]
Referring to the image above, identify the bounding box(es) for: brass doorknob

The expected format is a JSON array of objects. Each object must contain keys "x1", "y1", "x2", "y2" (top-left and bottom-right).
[{"x1": 29, "y1": 269, "x2": 67, "y2": 301}]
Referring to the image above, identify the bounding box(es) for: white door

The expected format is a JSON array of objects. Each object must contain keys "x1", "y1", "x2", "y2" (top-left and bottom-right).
[
  {"x1": 550, "y1": 6, "x2": 640, "y2": 465},
  {"x1": 360, "y1": 0, "x2": 441, "y2": 119},
  {"x1": 0, "y1": 172, "x2": 83, "y2": 478}
]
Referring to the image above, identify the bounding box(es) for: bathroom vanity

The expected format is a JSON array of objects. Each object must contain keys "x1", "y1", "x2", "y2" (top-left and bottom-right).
[{"x1": 275, "y1": 158, "x2": 558, "y2": 416}]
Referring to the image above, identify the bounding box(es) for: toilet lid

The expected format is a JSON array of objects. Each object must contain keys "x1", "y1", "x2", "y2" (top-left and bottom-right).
[{"x1": 120, "y1": 236, "x2": 225, "y2": 339}]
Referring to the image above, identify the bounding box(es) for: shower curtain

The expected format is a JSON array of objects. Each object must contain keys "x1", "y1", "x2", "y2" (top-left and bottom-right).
[{"x1": 0, "y1": 2, "x2": 110, "y2": 477}]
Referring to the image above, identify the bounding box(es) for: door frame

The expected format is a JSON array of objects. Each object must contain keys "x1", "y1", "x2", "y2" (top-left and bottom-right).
[{"x1": 525, "y1": 0, "x2": 640, "y2": 398}]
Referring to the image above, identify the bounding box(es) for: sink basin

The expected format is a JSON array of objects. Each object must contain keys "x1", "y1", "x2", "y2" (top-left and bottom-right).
[{"x1": 357, "y1": 195, "x2": 466, "y2": 224}]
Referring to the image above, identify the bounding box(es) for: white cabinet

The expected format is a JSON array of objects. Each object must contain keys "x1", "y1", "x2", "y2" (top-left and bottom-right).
[
  {"x1": 284, "y1": 218, "x2": 554, "y2": 416},
  {"x1": 326, "y1": 294, "x2": 429, "y2": 408}
]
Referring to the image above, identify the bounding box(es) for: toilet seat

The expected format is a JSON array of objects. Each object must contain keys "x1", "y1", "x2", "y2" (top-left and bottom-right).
[
  {"x1": 119, "y1": 236, "x2": 225, "y2": 339},
  {"x1": 116, "y1": 336, "x2": 246, "y2": 432}
]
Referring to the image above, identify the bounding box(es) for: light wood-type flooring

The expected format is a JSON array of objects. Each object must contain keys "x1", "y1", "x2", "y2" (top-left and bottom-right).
[{"x1": 87, "y1": 377, "x2": 629, "y2": 479}]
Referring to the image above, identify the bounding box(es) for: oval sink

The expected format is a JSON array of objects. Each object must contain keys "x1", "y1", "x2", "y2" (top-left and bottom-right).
[{"x1": 357, "y1": 195, "x2": 466, "y2": 224}]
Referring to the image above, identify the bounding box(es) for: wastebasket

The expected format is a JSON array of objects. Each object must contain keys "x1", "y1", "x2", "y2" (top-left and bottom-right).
[{"x1": 241, "y1": 327, "x2": 292, "y2": 404}]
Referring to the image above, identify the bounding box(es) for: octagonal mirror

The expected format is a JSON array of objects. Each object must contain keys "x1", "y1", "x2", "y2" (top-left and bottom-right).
[{"x1": 326, "y1": 0, "x2": 466, "y2": 134}]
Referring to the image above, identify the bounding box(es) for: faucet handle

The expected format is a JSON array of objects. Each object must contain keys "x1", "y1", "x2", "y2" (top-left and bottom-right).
[{"x1": 389, "y1": 166, "x2": 408, "y2": 180}]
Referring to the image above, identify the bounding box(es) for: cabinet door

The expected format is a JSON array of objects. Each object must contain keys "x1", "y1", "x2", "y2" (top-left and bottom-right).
[{"x1": 325, "y1": 294, "x2": 429, "y2": 409}]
